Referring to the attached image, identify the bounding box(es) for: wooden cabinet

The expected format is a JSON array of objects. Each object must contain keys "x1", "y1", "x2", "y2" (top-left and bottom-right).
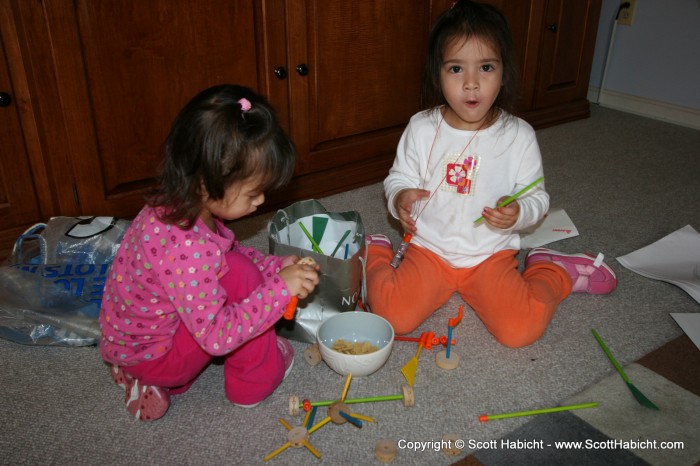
[
  {"x1": 11, "y1": 0, "x2": 261, "y2": 219},
  {"x1": 259, "y1": 0, "x2": 441, "y2": 207},
  {"x1": 0, "y1": 0, "x2": 601, "y2": 258},
  {"x1": 0, "y1": 0, "x2": 44, "y2": 255},
  {"x1": 518, "y1": 0, "x2": 603, "y2": 127}
]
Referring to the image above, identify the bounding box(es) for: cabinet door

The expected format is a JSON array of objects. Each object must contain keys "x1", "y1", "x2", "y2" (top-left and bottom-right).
[
  {"x1": 478, "y1": 0, "x2": 538, "y2": 115},
  {"x1": 283, "y1": 0, "x2": 436, "y2": 177},
  {"x1": 0, "y1": 2, "x2": 42, "y2": 254},
  {"x1": 18, "y1": 0, "x2": 261, "y2": 218},
  {"x1": 532, "y1": 0, "x2": 601, "y2": 109}
]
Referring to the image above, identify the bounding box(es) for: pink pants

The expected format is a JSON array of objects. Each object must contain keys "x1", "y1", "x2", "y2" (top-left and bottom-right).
[
  {"x1": 125, "y1": 251, "x2": 285, "y2": 405},
  {"x1": 366, "y1": 244, "x2": 573, "y2": 348}
]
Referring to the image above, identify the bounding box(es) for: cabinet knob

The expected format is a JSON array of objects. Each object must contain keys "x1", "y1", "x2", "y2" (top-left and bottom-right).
[
  {"x1": 0, "y1": 92, "x2": 12, "y2": 107},
  {"x1": 295, "y1": 64, "x2": 309, "y2": 76},
  {"x1": 274, "y1": 67, "x2": 288, "y2": 80},
  {"x1": 547, "y1": 23, "x2": 558, "y2": 32}
]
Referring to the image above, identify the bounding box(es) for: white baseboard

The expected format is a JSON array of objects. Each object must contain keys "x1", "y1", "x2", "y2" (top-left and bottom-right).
[{"x1": 588, "y1": 87, "x2": 700, "y2": 130}]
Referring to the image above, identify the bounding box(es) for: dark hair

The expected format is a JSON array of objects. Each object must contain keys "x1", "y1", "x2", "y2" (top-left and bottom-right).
[
  {"x1": 422, "y1": 0, "x2": 519, "y2": 117},
  {"x1": 148, "y1": 84, "x2": 296, "y2": 226}
]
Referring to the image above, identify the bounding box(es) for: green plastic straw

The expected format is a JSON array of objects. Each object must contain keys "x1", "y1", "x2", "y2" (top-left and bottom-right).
[
  {"x1": 299, "y1": 222, "x2": 324, "y2": 254},
  {"x1": 474, "y1": 176, "x2": 545, "y2": 223},
  {"x1": 592, "y1": 329, "x2": 659, "y2": 410},
  {"x1": 301, "y1": 394, "x2": 404, "y2": 408},
  {"x1": 330, "y1": 229, "x2": 352, "y2": 257},
  {"x1": 479, "y1": 402, "x2": 598, "y2": 422}
]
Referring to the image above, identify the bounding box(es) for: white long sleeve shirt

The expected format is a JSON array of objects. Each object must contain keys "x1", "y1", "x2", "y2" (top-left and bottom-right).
[{"x1": 384, "y1": 108, "x2": 549, "y2": 268}]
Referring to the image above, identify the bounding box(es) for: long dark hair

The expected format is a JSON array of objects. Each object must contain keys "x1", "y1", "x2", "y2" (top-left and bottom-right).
[
  {"x1": 422, "y1": 0, "x2": 519, "y2": 117},
  {"x1": 148, "y1": 84, "x2": 295, "y2": 227}
]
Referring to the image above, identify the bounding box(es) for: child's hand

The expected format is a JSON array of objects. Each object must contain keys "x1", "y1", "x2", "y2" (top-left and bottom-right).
[
  {"x1": 395, "y1": 188, "x2": 430, "y2": 233},
  {"x1": 481, "y1": 197, "x2": 519, "y2": 229},
  {"x1": 279, "y1": 257, "x2": 320, "y2": 299},
  {"x1": 281, "y1": 255, "x2": 299, "y2": 269}
]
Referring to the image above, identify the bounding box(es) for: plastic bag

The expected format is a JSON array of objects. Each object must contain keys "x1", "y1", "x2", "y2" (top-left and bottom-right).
[
  {"x1": 0, "y1": 267, "x2": 101, "y2": 346},
  {"x1": 10, "y1": 216, "x2": 128, "y2": 265},
  {"x1": 268, "y1": 200, "x2": 365, "y2": 343},
  {"x1": 0, "y1": 216, "x2": 129, "y2": 346}
]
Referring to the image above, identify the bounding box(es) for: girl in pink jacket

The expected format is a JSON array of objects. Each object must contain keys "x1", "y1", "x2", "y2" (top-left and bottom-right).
[{"x1": 100, "y1": 85, "x2": 319, "y2": 421}]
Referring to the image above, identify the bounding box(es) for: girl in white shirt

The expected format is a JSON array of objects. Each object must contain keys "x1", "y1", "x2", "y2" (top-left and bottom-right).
[{"x1": 365, "y1": 0, "x2": 616, "y2": 347}]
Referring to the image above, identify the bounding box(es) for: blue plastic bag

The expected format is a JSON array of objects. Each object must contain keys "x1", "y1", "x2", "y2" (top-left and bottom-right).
[{"x1": 0, "y1": 216, "x2": 129, "y2": 346}]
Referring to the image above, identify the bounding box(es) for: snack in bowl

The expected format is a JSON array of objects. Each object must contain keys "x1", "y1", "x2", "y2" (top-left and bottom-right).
[
  {"x1": 332, "y1": 339, "x2": 378, "y2": 355},
  {"x1": 316, "y1": 311, "x2": 394, "y2": 377}
]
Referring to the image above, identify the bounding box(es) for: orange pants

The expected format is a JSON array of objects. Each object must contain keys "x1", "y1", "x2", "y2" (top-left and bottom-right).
[{"x1": 365, "y1": 244, "x2": 572, "y2": 348}]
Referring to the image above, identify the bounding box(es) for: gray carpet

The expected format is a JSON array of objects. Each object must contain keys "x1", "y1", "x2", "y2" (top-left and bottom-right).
[{"x1": 1, "y1": 106, "x2": 699, "y2": 465}]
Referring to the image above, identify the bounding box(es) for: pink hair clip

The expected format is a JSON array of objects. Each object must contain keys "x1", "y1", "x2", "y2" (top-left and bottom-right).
[{"x1": 238, "y1": 98, "x2": 251, "y2": 112}]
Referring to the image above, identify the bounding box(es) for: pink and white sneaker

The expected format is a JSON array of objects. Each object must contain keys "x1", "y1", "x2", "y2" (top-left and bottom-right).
[
  {"x1": 125, "y1": 380, "x2": 171, "y2": 421},
  {"x1": 366, "y1": 234, "x2": 392, "y2": 250},
  {"x1": 112, "y1": 365, "x2": 170, "y2": 421},
  {"x1": 525, "y1": 247, "x2": 618, "y2": 295},
  {"x1": 234, "y1": 336, "x2": 294, "y2": 409}
]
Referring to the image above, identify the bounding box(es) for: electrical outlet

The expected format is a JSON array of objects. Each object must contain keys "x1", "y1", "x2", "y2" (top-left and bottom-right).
[{"x1": 618, "y1": 0, "x2": 637, "y2": 26}]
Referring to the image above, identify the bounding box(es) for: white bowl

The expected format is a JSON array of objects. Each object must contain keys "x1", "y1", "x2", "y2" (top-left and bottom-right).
[{"x1": 316, "y1": 311, "x2": 394, "y2": 377}]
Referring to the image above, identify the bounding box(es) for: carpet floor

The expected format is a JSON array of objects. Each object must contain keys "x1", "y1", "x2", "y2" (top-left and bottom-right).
[
  {"x1": 1, "y1": 106, "x2": 698, "y2": 466},
  {"x1": 458, "y1": 334, "x2": 700, "y2": 465}
]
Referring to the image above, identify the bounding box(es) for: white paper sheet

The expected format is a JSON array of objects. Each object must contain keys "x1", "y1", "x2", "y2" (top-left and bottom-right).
[
  {"x1": 617, "y1": 225, "x2": 700, "y2": 305},
  {"x1": 671, "y1": 313, "x2": 700, "y2": 351},
  {"x1": 280, "y1": 214, "x2": 361, "y2": 259},
  {"x1": 520, "y1": 208, "x2": 579, "y2": 249}
]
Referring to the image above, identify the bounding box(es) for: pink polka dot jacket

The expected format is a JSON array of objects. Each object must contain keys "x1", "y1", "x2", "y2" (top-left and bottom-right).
[{"x1": 99, "y1": 205, "x2": 290, "y2": 366}]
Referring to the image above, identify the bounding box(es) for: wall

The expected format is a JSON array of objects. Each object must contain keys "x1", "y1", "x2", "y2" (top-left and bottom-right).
[{"x1": 588, "y1": 0, "x2": 700, "y2": 129}]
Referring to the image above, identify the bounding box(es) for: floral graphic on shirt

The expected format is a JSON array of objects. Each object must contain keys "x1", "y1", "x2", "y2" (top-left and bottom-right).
[{"x1": 442, "y1": 153, "x2": 480, "y2": 195}]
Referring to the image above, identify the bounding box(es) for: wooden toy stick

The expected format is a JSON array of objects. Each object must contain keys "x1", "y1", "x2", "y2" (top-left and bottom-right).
[
  {"x1": 340, "y1": 373, "x2": 352, "y2": 402},
  {"x1": 302, "y1": 408, "x2": 312, "y2": 429},
  {"x1": 338, "y1": 410, "x2": 363, "y2": 427},
  {"x1": 308, "y1": 416, "x2": 332, "y2": 434},
  {"x1": 303, "y1": 440, "x2": 321, "y2": 459},
  {"x1": 265, "y1": 411, "x2": 327, "y2": 461},
  {"x1": 263, "y1": 442, "x2": 291, "y2": 462},
  {"x1": 305, "y1": 406, "x2": 317, "y2": 429},
  {"x1": 279, "y1": 418, "x2": 293, "y2": 430},
  {"x1": 348, "y1": 413, "x2": 375, "y2": 422}
]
